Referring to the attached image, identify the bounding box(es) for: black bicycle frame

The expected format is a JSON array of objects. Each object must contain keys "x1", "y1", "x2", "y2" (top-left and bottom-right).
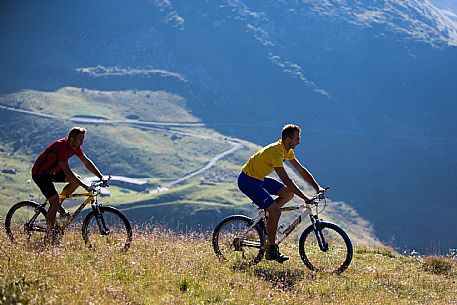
[{"x1": 26, "y1": 204, "x2": 47, "y2": 233}]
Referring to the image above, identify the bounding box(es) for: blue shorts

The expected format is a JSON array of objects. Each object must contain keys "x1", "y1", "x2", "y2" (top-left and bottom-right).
[{"x1": 237, "y1": 171, "x2": 285, "y2": 209}]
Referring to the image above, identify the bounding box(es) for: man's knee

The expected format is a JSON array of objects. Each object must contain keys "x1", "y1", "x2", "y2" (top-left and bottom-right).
[
  {"x1": 286, "y1": 191, "x2": 294, "y2": 201},
  {"x1": 266, "y1": 203, "x2": 281, "y2": 218},
  {"x1": 278, "y1": 187, "x2": 294, "y2": 202},
  {"x1": 48, "y1": 194, "x2": 60, "y2": 206}
]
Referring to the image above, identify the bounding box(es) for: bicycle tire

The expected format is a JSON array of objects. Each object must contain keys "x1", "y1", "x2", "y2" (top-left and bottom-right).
[
  {"x1": 5, "y1": 201, "x2": 47, "y2": 246},
  {"x1": 82, "y1": 206, "x2": 132, "y2": 252},
  {"x1": 212, "y1": 215, "x2": 266, "y2": 268},
  {"x1": 299, "y1": 221, "x2": 353, "y2": 273}
]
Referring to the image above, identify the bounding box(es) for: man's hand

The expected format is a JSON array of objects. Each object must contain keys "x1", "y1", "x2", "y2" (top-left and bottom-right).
[
  {"x1": 100, "y1": 175, "x2": 111, "y2": 187},
  {"x1": 83, "y1": 184, "x2": 94, "y2": 192},
  {"x1": 317, "y1": 187, "x2": 326, "y2": 193},
  {"x1": 304, "y1": 196, "x2": 313, "y2": 204}
]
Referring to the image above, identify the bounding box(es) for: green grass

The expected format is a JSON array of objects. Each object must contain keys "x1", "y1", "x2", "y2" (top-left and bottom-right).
[
  {"x1": 0, "y1": 145, "x2": 41, "y2": 216},
  {"x1": 0, "y1": 230, "x2": 455, "y2": 304},
  {"x1": 0, "y1": 87, "x2": 199, "y2": 122}
]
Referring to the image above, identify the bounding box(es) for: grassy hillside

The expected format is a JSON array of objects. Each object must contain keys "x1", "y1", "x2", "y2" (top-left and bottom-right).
[
  {"x1": 0, "y1": 87, "x2": 379, "y2": 245},
  {"x1": 0, "y1": 87, "x2": 199, "y2": 123},
  {"x1": 0, "y1": 230, "x2": 455, "y2": 305}
]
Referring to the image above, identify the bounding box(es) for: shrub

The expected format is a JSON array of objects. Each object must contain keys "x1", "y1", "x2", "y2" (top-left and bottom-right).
[{"x1": 422, "y1": 256, "x2": 453, "y2": 275}]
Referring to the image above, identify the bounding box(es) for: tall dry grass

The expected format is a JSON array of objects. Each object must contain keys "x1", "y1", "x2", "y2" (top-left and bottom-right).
[{"x1": 1, "y1": 227, "x2": 456, "y2": 305}]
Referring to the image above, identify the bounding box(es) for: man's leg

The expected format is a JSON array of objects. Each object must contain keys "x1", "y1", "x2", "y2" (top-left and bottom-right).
[
  {"x1": 237, "y1": 173, "x2": 291, "y2": 262},
  {"x1": 265, "y1": 186, "x2": 294, "y2": 245},
  {"x1": 60, "y1": 173, "x2": 81, "y2": 199},
  {"x1": 60, "y1": 182, "x2": 80, "y2": 198},
  {"x1": 265, "y1": 186, "x2": 294, "y2": 263},
  {"x1": 32, "y1": 174, "x2": 62, "y2": 242},
  {"x1": 46, "y1": 194, "x2": 61, "y2": 238},
  {"x1": 265, "y1": 202, "x2": 281, "y2": 245},
  {"x1": 58, "y1": 173, "x2": 81, "y2": 213},
  {"x1": 275, "y1": 186, "x2": 294, "y2": 208}
]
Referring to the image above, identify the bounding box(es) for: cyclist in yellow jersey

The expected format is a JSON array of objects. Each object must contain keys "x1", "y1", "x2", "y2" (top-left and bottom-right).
[{"x1": 238, "y1": 124, "x2": 325, "y2": 262}]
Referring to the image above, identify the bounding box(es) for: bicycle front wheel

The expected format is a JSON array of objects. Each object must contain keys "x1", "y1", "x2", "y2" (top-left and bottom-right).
[
  {"x1": 5, "y1": 201, "x2": 47, "y2": 247},
  {"x1": 299, "y1": 221, "x2": 353, "y2": 273},
  {"x1": 82, "y1": 206, "x2": 132, "y2": 252},
  {"x1": 212, "y1": 215, "x2": 265, "y2": 268}
]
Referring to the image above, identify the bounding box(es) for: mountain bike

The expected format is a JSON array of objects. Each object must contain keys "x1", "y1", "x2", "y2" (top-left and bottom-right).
[
  {"x1": 4, "y1": 179, "x2": 132, "y2": 252},
  {"x1": 212, "y1": 188, "x2": 353, "y2": 273}
]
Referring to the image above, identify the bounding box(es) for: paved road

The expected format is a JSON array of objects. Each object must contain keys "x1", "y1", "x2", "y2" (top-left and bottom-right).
[{"x1": 0, "y1": 104, "x2": 243, "y2": 189}]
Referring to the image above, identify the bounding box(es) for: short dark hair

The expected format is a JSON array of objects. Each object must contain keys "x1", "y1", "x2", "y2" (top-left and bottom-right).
[
  {"x1": 68, "y1": 127, "x2": 87, "y2": 139},
  {"x1": 281, "y1": 124, "x2": 300, "y2": 141}
]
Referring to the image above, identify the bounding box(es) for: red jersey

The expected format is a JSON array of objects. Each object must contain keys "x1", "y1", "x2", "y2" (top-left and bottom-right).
[{"x1": 32, "y1": 137, "x2": 84, "y2": 175}]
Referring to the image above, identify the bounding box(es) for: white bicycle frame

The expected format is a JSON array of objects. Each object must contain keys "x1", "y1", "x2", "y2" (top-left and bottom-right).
[{"x1": 244, "y1": 202, "x2": 318, "y2": 245}]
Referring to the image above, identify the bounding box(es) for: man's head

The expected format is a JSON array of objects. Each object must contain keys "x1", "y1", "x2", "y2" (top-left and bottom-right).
[
  {"x1": 68, "y1": 127, "x2": 87, "y2": 149},
  {"x1": 281, "y1": 124, "x2": 301, "y2": 150}
]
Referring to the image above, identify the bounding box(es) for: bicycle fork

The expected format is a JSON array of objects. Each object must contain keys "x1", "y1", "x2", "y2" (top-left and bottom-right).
[
  {"x1": 93, "y1": 204, "x2": 109, "y2": 236},
  {"x1": 310, "y1": 215, "x2": 329, "y2": 252}
]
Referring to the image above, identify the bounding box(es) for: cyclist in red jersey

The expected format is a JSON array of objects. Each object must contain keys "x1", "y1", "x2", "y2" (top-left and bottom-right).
[{"x1": 32, "y1": 127, "x2": 107, "y2": 243}]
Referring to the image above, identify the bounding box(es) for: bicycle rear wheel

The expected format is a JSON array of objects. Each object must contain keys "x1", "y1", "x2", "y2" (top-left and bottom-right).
[
  {"x1": 212, "y1": 215, "x2": 265, "y2": 268},
  {"x1": 5, "y1": 201, "x2": 47, "y2": 247},
  {"x1": 82, "y1": 206, "x2": 132, "y2": 252},
  {"x1": 299, "y1": 221, "x2": 353, "y2": 273}
]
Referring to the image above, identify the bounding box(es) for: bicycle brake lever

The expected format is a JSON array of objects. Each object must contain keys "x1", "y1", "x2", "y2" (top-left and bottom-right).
[{"x1": 102, "y1": 175, "x2": 111, "y2": 187}]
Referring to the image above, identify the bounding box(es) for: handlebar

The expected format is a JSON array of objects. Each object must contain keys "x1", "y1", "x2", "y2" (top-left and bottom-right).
[
  {"x1": 307, "y1": 186, "x2": 330, "y2": 204},
  {"x1": 89, "y1": 175, "x2": 111, "y2": 192}
]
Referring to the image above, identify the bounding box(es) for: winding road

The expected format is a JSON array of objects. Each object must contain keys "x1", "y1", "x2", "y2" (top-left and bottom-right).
[{"x1": 0, "y1": 104, "x2": 243, "y2": 190}]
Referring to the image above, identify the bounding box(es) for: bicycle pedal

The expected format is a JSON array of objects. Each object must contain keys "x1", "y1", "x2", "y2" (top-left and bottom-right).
[{"x1": 275, "y1": 255, "x2": 289, "y2": 263}]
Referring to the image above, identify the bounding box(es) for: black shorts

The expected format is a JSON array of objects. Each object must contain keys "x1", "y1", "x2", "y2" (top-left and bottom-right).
[{"x1": 32, "y1": 170, "x2": 67, "y2": 199}]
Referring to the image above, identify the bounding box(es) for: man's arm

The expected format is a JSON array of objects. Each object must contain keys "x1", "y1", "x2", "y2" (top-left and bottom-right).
[
  {"x1": 288, "y1": 158, "x2": 324, "y2": 193},
  {"x1": 274, "y1": 167, "x2": 312, "y2": 202},
  {"x1": 60, "y1": 162, "x2": 90, "y2": 190},
  {"x1": 77, "y1": 154, "x2": 105, "y2": 181}
]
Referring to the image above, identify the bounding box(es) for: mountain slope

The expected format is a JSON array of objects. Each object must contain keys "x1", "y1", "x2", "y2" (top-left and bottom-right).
[
  {"x1": 1, "y1": 0, "x2": 456, "y2": 252},
  {"x1": 0, "y1": 87, "x2": 380, "y2": 246}
]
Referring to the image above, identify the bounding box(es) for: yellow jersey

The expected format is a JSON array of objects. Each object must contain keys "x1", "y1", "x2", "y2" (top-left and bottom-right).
[{"x1": 242, "y1": 140, "x2": 295, "y2": 180}]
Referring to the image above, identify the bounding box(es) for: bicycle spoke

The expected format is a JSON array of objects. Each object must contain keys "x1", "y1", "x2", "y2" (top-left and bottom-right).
[
  {"x1": 299, "y1": 222, "x2": 352, "y2": 273},
  {"x1": 6, "y1": 201, "x2": 47, "y2": 247},
  {"x1": 83, "y1": 207, "x2": 132, "y2": 252},
  {"x1": 212, "y1": 216, "x2": 265, "y2": 267}
]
